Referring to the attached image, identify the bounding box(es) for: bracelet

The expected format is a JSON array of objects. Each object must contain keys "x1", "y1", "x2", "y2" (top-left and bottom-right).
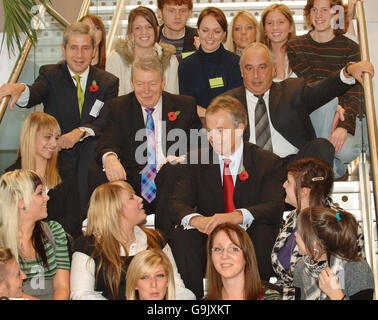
[{"x1": 345, "y1": 62, "x2": 355, "y2": 77}]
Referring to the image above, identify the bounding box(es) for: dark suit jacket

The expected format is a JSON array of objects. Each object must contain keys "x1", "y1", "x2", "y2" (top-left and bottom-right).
[
  {"x1": 24, "y1": 61, "x2": 119, "y2": 136},
  {"x1": 171, "y1": 142, "x2": 285, "y2": 226},
  {"x1": 96, "y1": 91, "x2": 202, "y2": 172},
  {"x1": 170, "y1": 142, "x2": 285, "y2": 282},
  {"x1": 223, "y1": 72, "x2": 353, "y2": 150}
]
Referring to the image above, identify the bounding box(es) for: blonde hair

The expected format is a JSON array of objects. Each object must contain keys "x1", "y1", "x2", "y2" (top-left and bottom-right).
[
  {"x1": 225, "y1": 10, "x2": 260, "y2": 54},
  {"x1": 0, "y1": 170, "x2": 42, "y2": 263},
  {"x1": 86, "y1": 181, "x2": 165, "y2": 299},
  {"x1": 259, "y1": 4, "x2": 296, "y2": 49},
  {"x1": 125, "y1": 249, "x2": 175, "y2": 300},
  {"x1": 18, "y1": 112, "x2": 61, "y2": 189}
]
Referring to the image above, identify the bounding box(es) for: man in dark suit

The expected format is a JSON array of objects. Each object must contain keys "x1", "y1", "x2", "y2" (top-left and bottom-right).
[
  {"x1": 169, "y1": 95, "x2": 285, "y2": 299},
  {"x1": 0, "y1": 22, "x2": 119, "y2": 215},
  {"x1": 89, "y1": 55, "x2": 202, "y2": 239},
  {"x1": 223, "y1": 42, "x2": 374, "y2": 169}
]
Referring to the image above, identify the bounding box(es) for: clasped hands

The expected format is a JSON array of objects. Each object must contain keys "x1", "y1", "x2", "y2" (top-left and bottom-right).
[{"x1": 189, "y1": 211, "x2": 243, "y2": 235}]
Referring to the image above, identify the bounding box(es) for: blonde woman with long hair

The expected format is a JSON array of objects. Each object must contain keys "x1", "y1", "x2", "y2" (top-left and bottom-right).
[
  {"x1": 225, "y1": 10, "x2": 260, "y2": 56},
  {"x1": 259, "y1": 3, "x2": 296, "y2": 81},
  {"x1": 70, "y1": 180, "x2": 194, "y2": 300},
  {"x1": 126, "y1": 249, "x2": 176, "y2": 300},
  {"x1": 6, "y1": 112, "x2": 82, "y2": 238},
  {"x1": 0, "y1": 169, "x2": 71, "y2": 300}
]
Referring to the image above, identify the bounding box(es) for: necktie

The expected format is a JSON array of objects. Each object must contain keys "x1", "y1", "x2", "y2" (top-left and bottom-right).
[
  {"x1": 255, "y1": 94, "x2": 273, "y2": 151},
  {"x1": 223, "y1": 158, "x2": 235, "y2": 213},
  {"x1": 73, "y1": 75, "x2": 84, "y2": 117},
  {"x1": 140, "y1": 108, "x2": 157, "y2": 203}
]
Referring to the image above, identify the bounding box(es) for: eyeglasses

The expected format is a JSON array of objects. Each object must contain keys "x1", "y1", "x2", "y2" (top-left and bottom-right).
[{"x1": 211, "y1": 246, "x2": 242, "y2": 255}]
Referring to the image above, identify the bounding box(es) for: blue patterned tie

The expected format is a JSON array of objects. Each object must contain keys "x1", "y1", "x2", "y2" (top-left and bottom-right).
[{"x1": 140, "y1": 108, "x2": 157, "y2": 203}]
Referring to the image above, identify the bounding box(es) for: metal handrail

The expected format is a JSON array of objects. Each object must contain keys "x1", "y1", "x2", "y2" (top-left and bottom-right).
[
  {"x1": 0, "y1": 0, "x2": 91, "y2": 125},
  {"x1": 106, "y1": 0, "x2": 126, "y2": 57},
  {"x1": 355, "y1": 1, "x2": 378, "y2": 299},
  {"x1": 78, "y1": 0, "x2": 91, "y2": 21}
]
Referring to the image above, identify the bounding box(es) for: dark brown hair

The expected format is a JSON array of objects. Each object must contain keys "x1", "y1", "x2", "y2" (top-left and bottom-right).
[
  {"x1": 157, "y1": 0, "x2": 193, "y2": 10},
  {"x1": 297, "y1": 206, "x2": 360, "y2": 262},
  {"x1": 79, "y1": 14, "x2": 107, "y2": 69},
  {"x1": 206, "y1": 223, "x2": 264, "y2": 300},
  {"x1": 304, "y1": 0, "x2": 349, "y2": 36},
  {"x1": 287, "y1": 158, "x2": 334, "y2": 211},
  {"x1": 127, "y1": 6, "x2": 159, "y2": 43},
  {"x1": 197, "y1": 7, "x2": 228, "y2": 40}
]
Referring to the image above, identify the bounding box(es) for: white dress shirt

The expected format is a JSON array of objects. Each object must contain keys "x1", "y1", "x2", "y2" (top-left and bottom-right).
[{"x1": 181, "y1": 142, "x2": 254, "y2": 231}]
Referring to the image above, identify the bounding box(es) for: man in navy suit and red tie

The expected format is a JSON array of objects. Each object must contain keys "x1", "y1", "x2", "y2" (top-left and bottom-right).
[
  {"x1": 0, "y1": 22, "x2": 119, "y2": 215},
  {"x1": 169, "y1": 95, "x2": 285, "y2": 299}
]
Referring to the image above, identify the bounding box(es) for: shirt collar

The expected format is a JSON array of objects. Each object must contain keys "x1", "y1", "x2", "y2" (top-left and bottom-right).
[
  {"x1": 141, "y1": 96, "x2": 163, "y2": 112},
  {"x1": 246, "y1": 88, "x2": 270, "y2": 101},
  {"x1": 68, "y1": 65, "x2": 90, "y2": 81},
  {"x1": 218, "y1": 141, "x2": 244, "y2": 166}
]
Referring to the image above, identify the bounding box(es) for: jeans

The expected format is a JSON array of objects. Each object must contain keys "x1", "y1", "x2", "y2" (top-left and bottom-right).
[{"x1": 310, "y1": 98, "x2": 368, "y2": 178}]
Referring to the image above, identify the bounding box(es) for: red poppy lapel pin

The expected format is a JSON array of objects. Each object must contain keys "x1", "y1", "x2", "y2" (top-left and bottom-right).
[
  {"x1": 238, "y1": 165, "x2": 249, "y2": 181},
  {"x1": 168, "y1": 111, "x2": 181, "y2": 121},
  {"x1": 89, "y1": 80, "x2": 99, "y2": 92}
]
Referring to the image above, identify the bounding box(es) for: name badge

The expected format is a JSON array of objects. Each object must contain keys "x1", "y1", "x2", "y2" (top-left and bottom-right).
[
  {"x1": 182, "y1": 51, "x2": 195, "y2": 59},
  {"x1": 209, "y1": 77, "x2": 224, "y2": 89},
  {"x1": 89, "y1": 99, "x2": 104, "y2": 118}
]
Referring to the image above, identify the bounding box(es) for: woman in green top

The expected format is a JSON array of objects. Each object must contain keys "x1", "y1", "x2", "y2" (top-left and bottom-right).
[
  {"x1": 205, "y1": 223, "x2": 281, "y2": 300},
  {"x1": 0, "y1": 169, "x2": 70, "y2": 300}
]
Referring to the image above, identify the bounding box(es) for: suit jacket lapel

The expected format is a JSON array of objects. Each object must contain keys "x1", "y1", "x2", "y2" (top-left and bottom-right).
[
  {"x1": 268, "y1": 82, "x2": 282, "y2": 131},
  {"x1": 205, "y1": 149, "x2": 224, "y2": 210},
  {"x1": 161, "y1": 92, "x2": 175, "y2": 156},
  {"x1": 234, "y1": 142, "x2": 253, "y2": 206},
  {"x1": 81, "y1": 66, "x2": 98, "y2": 122},
  {"x1": 60, "y1": 62, "x2": 81, "y2": 121}
]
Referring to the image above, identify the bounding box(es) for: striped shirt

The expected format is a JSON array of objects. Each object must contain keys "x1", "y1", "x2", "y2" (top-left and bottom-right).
[
  {"x1": 287, "y1": 32, "x2": 363, "y2": 135},
  {"x1": 19, "y1": 220, "x2": 70, "y2": 280}
]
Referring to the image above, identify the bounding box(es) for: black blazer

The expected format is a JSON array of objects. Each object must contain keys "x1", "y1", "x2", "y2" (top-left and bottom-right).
[
  {"x1": 24, "y1": 61, "x2": 119, "y2": 136},
  {"x1": 96, "y1": 91, "x2": 203, "y2": 171},
  {"x1": 171, "y1": 142, "x2": 285, "y2": 226},
  {"x1": 223, "y1": 72, "x2": 353, "y2": 150}
]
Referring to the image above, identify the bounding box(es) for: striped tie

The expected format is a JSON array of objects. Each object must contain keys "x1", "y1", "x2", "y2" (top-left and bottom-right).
[
  {"x1": 255, "y1": 94, "x2": 272, "y2": 151},
  {"x1": 140, "y1": 108, "x2": 157, "y2": 203},
  {"x1": 73, "y1": 75, "x2": 84, "y2": 117}
]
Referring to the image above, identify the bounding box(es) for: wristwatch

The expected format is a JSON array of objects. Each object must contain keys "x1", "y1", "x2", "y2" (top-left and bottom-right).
[{"x1": 345, "y1": 62, "x2": 355, "y2": 77}]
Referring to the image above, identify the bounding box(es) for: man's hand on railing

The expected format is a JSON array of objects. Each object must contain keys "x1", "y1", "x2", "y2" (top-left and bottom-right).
[
  {"x1": 0, "y1": 83, "x2": 26, "y2": 110},
  {"x1": 343, "y1": 60, "x2": 375, "y2": 84}
]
